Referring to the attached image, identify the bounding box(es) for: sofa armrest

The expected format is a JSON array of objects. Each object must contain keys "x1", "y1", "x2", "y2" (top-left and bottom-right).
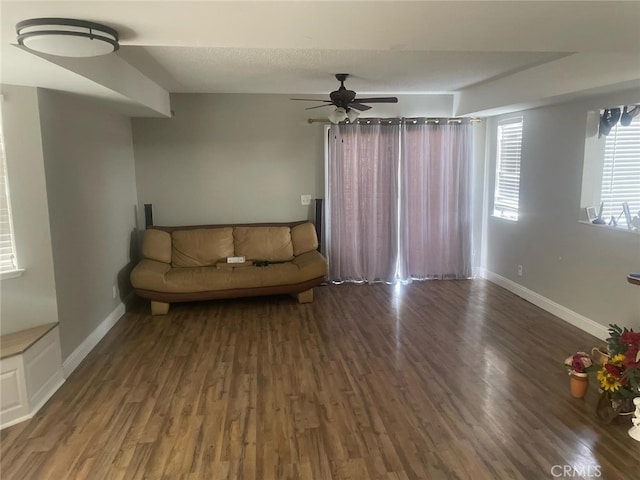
[
  {"x1": 292, "y1": 250, "x2": 328, "y2": 277},
  {"x1": 131, "y1": 259, "x2": 171, "y2": 291},
  {"x1": 142, "y1": 229, "x2": 172, "y2": 263}
]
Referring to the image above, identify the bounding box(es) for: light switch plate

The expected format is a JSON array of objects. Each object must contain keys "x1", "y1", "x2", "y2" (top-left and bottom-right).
[{"x1": 301, "y1": 195, "x2": 312, "y2": 206}]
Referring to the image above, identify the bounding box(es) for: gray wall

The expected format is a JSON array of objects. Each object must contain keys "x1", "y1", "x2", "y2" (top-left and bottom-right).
[
  {"x1": 132, "y1": 93, "x2": 453, "y2": 227},
  {"x1": 485, "y1": 89, "x2": 640, "y2": 330},
  {"x1": 37, "y1": 90, "x2": 138, "y2": 359},
  {"x1": 0, "y1": 85, "x2": 58, "y2": 335},
  {"x1": 471, "y1": 121, "x2": 488, "y2": 277}
]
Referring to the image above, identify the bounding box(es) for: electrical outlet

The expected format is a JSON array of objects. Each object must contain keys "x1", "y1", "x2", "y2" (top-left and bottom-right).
[
  {"x1": 112, "y1": 285, "x2": 117, "y2": 299},
  {"x1": 301, "y1": 195, "x2": 312, "y2": 206},
  {"x1": 517, "y1": 265, "x2": 523, "y2": 277}
]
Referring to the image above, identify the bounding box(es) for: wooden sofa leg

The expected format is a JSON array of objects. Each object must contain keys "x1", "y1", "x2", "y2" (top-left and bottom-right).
[
  {"x1": 296, "y1": 288, "x2": 314, "y2": 304},
  {"x1": 151, "y1": 301, "x2": 170, "y2": 315}
]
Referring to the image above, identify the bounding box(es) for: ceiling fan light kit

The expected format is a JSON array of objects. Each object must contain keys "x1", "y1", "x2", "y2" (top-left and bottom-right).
[
  {"x1": 292, "y1": 73, "x2": 398, "y2": 123},
  {"x1": 16, "y1": 18, "x2": 119, "y2": 57},
  {"x1": 328, "y1": 107, "x2": 348, "y2": 124},
  {"x1": 346, "y1": 108, "x2": 360, "y2": 123}
]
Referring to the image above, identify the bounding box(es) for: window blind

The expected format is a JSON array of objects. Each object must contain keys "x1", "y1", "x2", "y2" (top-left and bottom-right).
[
  {"x1": 493, "y1": 118, "x2": 523, "y2": 220},
  {"x1": 601, "y1": 118, "x2": 640, "y2": 228},
  {"x1": 0, "y1": 113, "x2": 18, "y2": 274}
]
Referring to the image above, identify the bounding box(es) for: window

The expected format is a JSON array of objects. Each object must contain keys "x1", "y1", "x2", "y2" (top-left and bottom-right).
[
  {"x1": 493, "y1": 118, "x2": 523, "y2": 221},
  {"x1": 600, "y1": 117, "x2": 640, "y2": 228},
  {"x1": 0, "y1": 110, "x2": 19, "y2": 275},
  {"x1": 580, "y1": 106, "x2": 640, "y2": 233}
]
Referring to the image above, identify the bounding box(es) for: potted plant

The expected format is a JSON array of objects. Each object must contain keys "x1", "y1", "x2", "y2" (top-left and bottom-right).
[
  {"x1": 564, "y1": 352, "x2": 596, "y2": 398},
  {"x1": 595, "y1": 324, "x2": 640, "y2": 423}
]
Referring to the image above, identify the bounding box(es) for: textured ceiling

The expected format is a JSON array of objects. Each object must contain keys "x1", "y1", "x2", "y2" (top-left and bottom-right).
[
  {"x1": 116, "y1": 47, "x2": 567, "y2": 94},
  {"x1": 1, "y1": 1, "x2": 638, "y2": 114}
]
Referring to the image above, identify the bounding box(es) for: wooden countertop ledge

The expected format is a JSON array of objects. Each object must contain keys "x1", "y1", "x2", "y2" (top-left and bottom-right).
[{"x1": 0, "y1": 323, "x2": 58, "y2": 360}]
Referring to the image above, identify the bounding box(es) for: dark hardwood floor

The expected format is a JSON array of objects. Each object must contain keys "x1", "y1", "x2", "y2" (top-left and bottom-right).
[{"x1": 1, "y1": 280, "x2": 638, "y2": 479}]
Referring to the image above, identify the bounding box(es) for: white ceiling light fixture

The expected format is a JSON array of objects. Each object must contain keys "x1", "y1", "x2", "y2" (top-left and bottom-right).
[
  {"x1": 16, "y1": 18, "x2": 119, "y2": 57},
  {"x1": 328, "y1": 107, "x2": 348, "y2": 124},
  {"x1": 346, "y1": 108, "x2": 360, "y2": 123}
]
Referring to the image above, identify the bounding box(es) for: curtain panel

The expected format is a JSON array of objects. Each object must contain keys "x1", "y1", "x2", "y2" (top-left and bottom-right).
[
  {"x1": 326, "y1": 123, "x2": 400, "y2": 283},
  {"x1": 399, "y1": 122, "x2": 472, "y2": 280}
]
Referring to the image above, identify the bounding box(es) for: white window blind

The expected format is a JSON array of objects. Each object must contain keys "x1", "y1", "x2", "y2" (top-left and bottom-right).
[
  {"x1": 0, "y1": 111, "x2": 19, "y2": 274},
  {"x1": 600, "y1": 118, "x2": 640, "y2": 228},
  {"x1": 493, "y1": 118, "x2": 523, "y2": 221}
]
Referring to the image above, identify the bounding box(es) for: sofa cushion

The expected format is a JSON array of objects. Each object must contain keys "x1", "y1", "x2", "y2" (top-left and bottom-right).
[
  {"x1": 291, "y1": 223, "x2": 318, "y2": 256},
  {"x1": 142, "y1": 229, "x2": 172, "y2": 264},
  {"x1": 171, "y1": 227, "x2": 234, "y2": 267},
  {"x1": 132, "y1": 250, "x2": 327, "y2": 294},
  {"x1": 233, "y1": 226, "x2": 294, "y2": 261}
]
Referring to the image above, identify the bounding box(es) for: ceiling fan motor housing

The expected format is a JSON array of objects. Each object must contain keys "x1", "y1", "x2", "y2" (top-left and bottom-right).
[
  {"x1": 330, "y1": 88, "x2": 356, "y2": 108},
  {"x1": 330, "y1": 73, "x2": 356, "y2": 108}
]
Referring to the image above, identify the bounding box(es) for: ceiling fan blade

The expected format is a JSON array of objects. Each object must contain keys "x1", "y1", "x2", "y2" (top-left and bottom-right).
[
  {"x1": 348, "y1": 102, "x2": 372, "y2": 112},
  {"x1": 290, "y1": 98, "x2": 331, "y2": 102},
  {"x1": 353, "y1": 97, "x2": 398, "y2": 104},
  {"x1": 305, "y1": 104, "x2": 335, "y2": 110}
]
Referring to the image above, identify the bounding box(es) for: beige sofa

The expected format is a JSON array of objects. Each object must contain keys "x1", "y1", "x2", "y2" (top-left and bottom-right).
[{"x1": 130, "y1": 221, "x2": 327, "y2": 314}]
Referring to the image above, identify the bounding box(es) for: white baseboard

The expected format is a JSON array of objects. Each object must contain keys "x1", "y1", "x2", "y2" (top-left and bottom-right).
[
  {"x1": 0, "y1": 370, "x2": 62, "y2": 429},
  {"x1": 30, "y1": 375, "x2": 64, "y2": 415},
  {"x1": 0, "y1": 376, "x2": 64, "y2": 430},
  {"x1": 1, "y1": 413, "x2": 32, "y2": 430},
  {"x1": 62, "y1": 302, "x2": 125, "y2": 378},
  {"x1": 482, "y1": 271, "x2": 609, "y2": 341}
]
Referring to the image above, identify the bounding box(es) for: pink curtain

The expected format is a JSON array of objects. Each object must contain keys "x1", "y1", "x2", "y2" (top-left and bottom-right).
[
  {"x1": 398, "y1": 121, "x2": 472, "y2": 280},
  {"x1": 326, "y1": 119, "x2": 472, "y2": 283},
  {"x1": 326, "y1": 122, "x2": 400, "y2": 283}
]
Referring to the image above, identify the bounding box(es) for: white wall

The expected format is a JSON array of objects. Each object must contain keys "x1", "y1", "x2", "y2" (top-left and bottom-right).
[
  {"x1": 132, "y1": 93, "x2": 453, "y2": 226},
  {"x1": 484, "y1": 89, "x2": 640, "y2": 331},
  {"x1": 0, "y1": 85, "x2": 58, "y2": 335},
  {"x1": 37, "y1": 90, "x2": 138, "y2": 359},
  {"x1": 579, "y1": 110, "x2": 606, "y2": 215}
]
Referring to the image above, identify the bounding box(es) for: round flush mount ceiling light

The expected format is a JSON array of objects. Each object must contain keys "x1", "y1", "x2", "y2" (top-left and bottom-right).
[{"x1": 16, "y1": 18, "x2": 119, "y2": 57}]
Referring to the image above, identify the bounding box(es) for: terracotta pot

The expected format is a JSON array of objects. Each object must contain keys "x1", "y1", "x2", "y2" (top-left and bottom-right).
[{"x1": 570, "y1": 372, "x2": 589, "y2": 398}]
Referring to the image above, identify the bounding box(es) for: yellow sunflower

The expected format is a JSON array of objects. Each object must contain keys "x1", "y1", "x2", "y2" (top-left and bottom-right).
[
  {"x1": 609, "y1": 354, "x2": 625, "y2": 366},
  {"x1": 597, "y1": 368, "x2": 621, "y2": 392}
]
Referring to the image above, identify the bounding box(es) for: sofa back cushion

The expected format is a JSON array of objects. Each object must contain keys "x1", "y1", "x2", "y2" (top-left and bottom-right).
[
  {"x1": 234, "y1": 226, "x2": 294, "y2": 261},
  {"x1": 291, "y1": 223, "x2": 319, "y2": 256},
  {"x1": 171, "y1": 227, "x2": 234, "y2": 267},
  {"x1": 142, "y1": 229, "x2": 172, "y2": 264}
]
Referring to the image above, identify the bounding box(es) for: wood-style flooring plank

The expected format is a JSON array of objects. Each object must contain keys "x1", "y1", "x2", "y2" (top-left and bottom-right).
[{"x1": 1, "y1": 280, "x2": 639, "y2": 479}]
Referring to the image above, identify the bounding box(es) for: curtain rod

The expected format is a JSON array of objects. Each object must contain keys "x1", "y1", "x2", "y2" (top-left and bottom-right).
[{"x1": 306, "y1": 117, "x2": 483, "y2": 124}]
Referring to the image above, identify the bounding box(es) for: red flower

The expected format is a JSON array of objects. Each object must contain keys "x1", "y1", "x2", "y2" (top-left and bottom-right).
[
  {"x1": 623, "y1": 344, "x2": 640, "y2": 369},
  {"x1": 604, "y1": 363, "x2": 623, "y2": 378},
  {"x1": 620, "y1": 331, "x2": 640, "y2": 346}
]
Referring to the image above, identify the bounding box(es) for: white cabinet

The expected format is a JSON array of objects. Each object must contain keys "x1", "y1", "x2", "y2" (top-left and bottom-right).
[{"x1": 0, "y1": 325, "x2": 64, "y2": 429}]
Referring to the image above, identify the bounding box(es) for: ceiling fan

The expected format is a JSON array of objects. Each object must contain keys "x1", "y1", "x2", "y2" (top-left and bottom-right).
[{"x1": 291, "y1": 74, "x2": 398, "y2": 123}]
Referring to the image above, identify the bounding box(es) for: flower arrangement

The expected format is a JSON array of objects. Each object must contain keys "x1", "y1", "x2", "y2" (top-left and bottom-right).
[
  {"x1": 564, "y1": 352, "x2": 595, "y2": 375},
  {"x1": 564, "y1": 351, "x2": 597, "y2": 398},
  {"x1": 597, "y1": 324, "x2": 640, "y2": 403}
]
